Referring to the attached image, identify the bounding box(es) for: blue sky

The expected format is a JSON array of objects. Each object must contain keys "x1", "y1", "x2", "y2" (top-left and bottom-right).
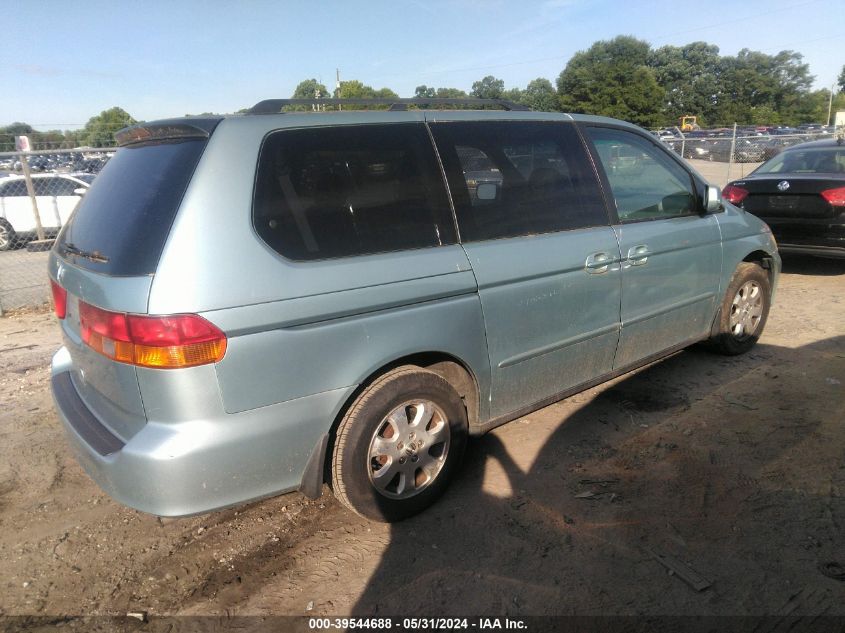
[{"x1": 2, "y1": 0, "x2": 842, "y2": 130}]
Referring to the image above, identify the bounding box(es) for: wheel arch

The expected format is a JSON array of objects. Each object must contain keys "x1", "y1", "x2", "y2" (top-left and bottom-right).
[
  {"x1": 742, "y1": 249, "x2": 776, "y2": 286},
  {"x1": 710, "y1": 250, "x2": 775, "y2": 339},
  {"x1": 320, "y1": 351, "x2": 481, "y2": 489}
]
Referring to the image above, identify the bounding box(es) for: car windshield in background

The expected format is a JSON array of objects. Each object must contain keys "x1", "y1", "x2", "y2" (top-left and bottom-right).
[
  {"x1": 753, "y1": 148, "x2": 845, "y2": 175},
  {"x1": 56, "y1": 139, "x2": 208, "y2": 276}
]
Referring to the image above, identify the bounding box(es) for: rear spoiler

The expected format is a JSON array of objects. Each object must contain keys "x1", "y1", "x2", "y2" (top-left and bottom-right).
[{"x1": 115, "y1": 118, "x2": 221, "y2": 147}]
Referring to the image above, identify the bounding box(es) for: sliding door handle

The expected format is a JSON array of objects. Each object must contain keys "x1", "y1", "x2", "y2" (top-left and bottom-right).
[
  {"x1": 585, "y1": 251, "x2": 611, "y2": 274},
  {"x1": 627, "y1": 244, "x2": 651, "y2": 266}
]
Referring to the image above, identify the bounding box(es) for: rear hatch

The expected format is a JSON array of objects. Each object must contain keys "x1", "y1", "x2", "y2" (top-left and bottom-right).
[
  {"x1": 49, "y1": 119, "x2": 219, "y2": 441},
  {"x1": 737, "y1": 174, "x2": 843, "y2": 219}
]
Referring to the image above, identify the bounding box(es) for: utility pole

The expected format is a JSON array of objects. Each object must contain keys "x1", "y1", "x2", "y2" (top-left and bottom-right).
[
  {"x1": 827, "y1": 83, "x2": 835, "y2": 126},
  {"x1": 336, "y1": 68, "x2": 342, "y2": 110}
]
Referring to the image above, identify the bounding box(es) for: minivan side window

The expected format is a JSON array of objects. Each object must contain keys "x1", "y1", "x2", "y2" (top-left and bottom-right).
[
  {"x1": 53, "y1": 178, "x2": 82, "y2": 196},
  {"x1": 253, "y1": 123, "x2": 456, "y2": 261},
  {"x1": 33, "y1": 177, "x2": 77, "y2": 197},
  {"x1": 1, "y1": 179, "x2": 28, "y2": 197},
  {"x1": 430, "y1": 121, "x2": 607, "y2": 242},
  {"x1": 585, "y1": 127, "x2": 697, "y2": 222}
]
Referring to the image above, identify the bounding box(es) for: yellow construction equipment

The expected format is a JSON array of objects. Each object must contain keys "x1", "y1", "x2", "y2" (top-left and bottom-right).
[{"x1": 679, "y1": 116, "x2": 700, "y2": 132}]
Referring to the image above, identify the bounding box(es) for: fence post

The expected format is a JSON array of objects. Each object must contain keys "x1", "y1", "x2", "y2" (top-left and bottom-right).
[
  {"x1": 726, "y1": 123, "x2": 737, "y2": 184},
  {"x1": 18, "y1": 153, "x2": 46, "y2": 241},
  {"x1": 679, "y1": 129, "x2": 686, "y2": 159}
]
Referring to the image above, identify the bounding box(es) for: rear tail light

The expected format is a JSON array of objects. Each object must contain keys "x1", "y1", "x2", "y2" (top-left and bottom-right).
[
  {"x1": 820, "y1": 186, "x2": 845, "y2": 207},
  {"x1": 722, "y1": 185, "x2": 749, "y2": 205},
  {"x1": 50, "y1": 279, "x2": 67, "y2": 320},
  {"x1": 78, "y1": 301, "x2": 227, "y2": 369}
]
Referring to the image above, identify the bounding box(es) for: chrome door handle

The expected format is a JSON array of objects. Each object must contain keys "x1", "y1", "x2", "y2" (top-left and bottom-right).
[
  {"x1": 585, "y1": 251, "x2": 611, "y2": 274},
  {"x1": 627, "y1": 244, "x2": 651, "y2": 266}
]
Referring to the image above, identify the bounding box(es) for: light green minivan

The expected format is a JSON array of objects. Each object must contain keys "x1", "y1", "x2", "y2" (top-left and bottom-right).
[{"x1": 49, "y1": 98, "x2": 779, "y2": 522}]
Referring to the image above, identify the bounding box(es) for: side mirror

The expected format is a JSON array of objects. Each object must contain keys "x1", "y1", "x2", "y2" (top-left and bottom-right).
[
  {"x1": 705, "y1": 184, "x2": 723, "y2": 213},
  {"x1": 476, "y1": 182, "x2": 498, "y2": 201},
  {"x1": 73, "y1": 187, "x2": 87, "y2": 196}
]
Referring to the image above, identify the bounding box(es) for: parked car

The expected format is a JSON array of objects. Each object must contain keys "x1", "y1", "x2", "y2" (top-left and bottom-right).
[
  {"x1": 664, "y1": 137, "x2": 709, "y2": 160},
  {"x1": 723, "y1": 138, "x2": 845, "y2": 258},
  {"x1": 762, "y1": 136, "x2": 801, "y2": 161},
  {"x1": 48, "y1": 102, "x2": 780, "y2": 522},
  {"x1": 706, "y1": 138, "x2": 768, "y2": 163},
  {"x1": 0, "y1": 173, "x2": 89, "y2": 250}
]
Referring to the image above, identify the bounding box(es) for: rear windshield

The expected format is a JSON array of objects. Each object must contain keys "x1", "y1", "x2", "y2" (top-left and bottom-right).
[
  {"x1": 754, "y1": 147, "x2": 845, "y2": 175},
  {"x1": 56, "y1": 139, "x2": 207, "y2": 276}
]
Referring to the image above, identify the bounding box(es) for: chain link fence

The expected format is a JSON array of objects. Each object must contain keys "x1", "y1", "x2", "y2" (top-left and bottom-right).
[
  {"x1": 656, "y1": 125, "x2": 837, "y2": 183},
  {"x1": 0, "y1": 147, "x2": 112, "y2": 313},
  {"x1": 1, "y1": 124, "x2": 840, "y2": 313}
]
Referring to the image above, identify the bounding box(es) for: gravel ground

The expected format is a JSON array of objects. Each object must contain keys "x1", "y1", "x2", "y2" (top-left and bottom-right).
[{"x1": 0, "y1": 255, "x2": 843, "y2": 626}]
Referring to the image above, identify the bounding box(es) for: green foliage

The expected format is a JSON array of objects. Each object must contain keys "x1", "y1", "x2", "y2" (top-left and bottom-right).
[
  {"x1": 470, "y1": 75, "x2": 505, "y2": 99},
  {"x1": 415, "y1": 85, "x2": 437, "y2": 98},
  {"x1": 838, "y1": 65, "x2": 845, "y2": 93},
  {"x1": 435, "y1": 87, "x2": 468, "y2": 98},
  {"x1": 292, "y1": 78, "x2": 330, "y2": 100},
  {"x1": 713, "y1": 49, "x2": 814, "y2": 126},
  {"x1": 520, "y1": 78, "x2": 560, "y2": 112},
  {"x1": 648, "y1": 42, "x2": 721, "y2": 123},
  {"x1": 80, "y1": 107, "x2": 137, "y2": 147},
  {"x1": 1, "y1": 122, "x2": 35, "y2": 135},
  {"x1": 557, "y1": 36, "x2": 665, "y2": 127},
  {"x1": 501, "y1": 87, "x2": 523, "y2": 104},
  {"x1": 0, "y1": 122, "x2": 88, "y2": 151}
]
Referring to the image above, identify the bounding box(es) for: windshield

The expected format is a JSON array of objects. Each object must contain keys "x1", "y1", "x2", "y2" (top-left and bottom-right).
[
  {"x1": 754, "y1": 147, "x2": 845, "y2": 175},
  {"x1": 56, "y1": 139, "x2": 208, "y2": 276}
]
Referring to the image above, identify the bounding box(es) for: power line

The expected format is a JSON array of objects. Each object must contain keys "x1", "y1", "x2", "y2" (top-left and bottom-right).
[
  {"x1": 364, "y1": 0, "x2": 828, "y2": 83},
  {"x1": 649, "y1": 0, "x2": 822, "y2": 42}
]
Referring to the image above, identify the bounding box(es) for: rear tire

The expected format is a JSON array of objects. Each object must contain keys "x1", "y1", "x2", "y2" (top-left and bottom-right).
[
  {"x1": 0, "y1": 219, "x2": 15, "y2": 251},
  {"x1": 331, "y1": 366, "x2": 468, "y2": 522},
  {"x1": 709, "y1": 262, "x2": 771, "y2": 355}
]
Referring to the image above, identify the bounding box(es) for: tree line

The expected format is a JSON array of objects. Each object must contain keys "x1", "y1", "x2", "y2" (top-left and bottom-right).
[
  {"x1": 3, "y1": 36, "x2": 844, "y2": 150},
  {"x1": 1, "y1": 107, "x2": 136, "y2": 151}
]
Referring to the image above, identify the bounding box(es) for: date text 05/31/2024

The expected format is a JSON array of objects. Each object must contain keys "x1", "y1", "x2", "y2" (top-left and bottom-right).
[{"x1": 308, "y1": 618, "x2": 528, "y2": 630}]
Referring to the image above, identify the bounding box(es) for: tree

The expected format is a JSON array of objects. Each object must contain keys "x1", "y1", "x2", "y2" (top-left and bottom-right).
[
  {"x1": 470, "y1": 75, "x2": 505, "y2": 99},
  {"x1": 713, "y1": 49, "x2": 814, "y2": 125},
  {"x1": 373, "y1": 87, "x2": 399, "y2": 99},
  {"x1": 520, "y1": 78, "x2": 560, "y2": 112},
  {"x1": 415, "y1": 85, "x2": 436, "y2": 98},
  {"x1": 501, "y1": 87, "x2": 523, "y2": 104},
  {"x1": 80, "y1": 107, "x2": 136, "y2": 147},
  {"x1": 335, "y1": 80, "x2": 397, "y2": 100},
  {"x1": 1, "y1": 122, "x2": 35, "y2": 135},
  {"x1": 838, "y1": 65, "x2": 845, "y2": 93},
  {"x1": 292, "y1": 79, "x2": 330, "y2": 100},
  {"x1": 648, "y1": 42, "x2": 721, "y2": 125},
  {"x1": 557, "y1": 36, "x2": 664, "y2": 127},
  {"x1": 435, "y1": 87, "x2": 468, "y2": 98},
  {"x1": 332, "y1": 80, "x2": 398, "y2": 108},
  {"x1": 789, "y1": 88, "x2": 834, "y2": 125}
]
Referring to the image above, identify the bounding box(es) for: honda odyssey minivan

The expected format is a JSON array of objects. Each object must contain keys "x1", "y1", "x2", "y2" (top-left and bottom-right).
[{"x1": 49, "y1": 98, "x2": 780, "y2": 522}]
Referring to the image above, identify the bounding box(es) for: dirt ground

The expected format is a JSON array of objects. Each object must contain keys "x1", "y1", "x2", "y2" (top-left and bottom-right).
[{"x1": 0, "y1": 255, "x2": 843, "y2": 625}]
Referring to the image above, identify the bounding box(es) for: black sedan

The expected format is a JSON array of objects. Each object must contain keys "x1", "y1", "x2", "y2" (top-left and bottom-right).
[{"x1": 722, "y1": 138, "x2": 845, "y2": 258}]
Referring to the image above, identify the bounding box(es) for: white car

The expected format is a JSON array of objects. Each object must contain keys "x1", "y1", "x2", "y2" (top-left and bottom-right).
[{"x1": 0, "y1": 174, "x2": 90, "y2": 250}]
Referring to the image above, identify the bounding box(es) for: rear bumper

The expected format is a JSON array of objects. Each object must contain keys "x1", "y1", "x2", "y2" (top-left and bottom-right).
[
  {"x1": 51, "y1": 346, "x2": 355, "y2": 517},
  {"x1": 753, "y1": 215, "x2": 845, "y2": 255}
]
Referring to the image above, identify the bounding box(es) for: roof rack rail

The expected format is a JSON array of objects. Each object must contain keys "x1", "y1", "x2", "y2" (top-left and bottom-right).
[{"x1": 247, "y1": 97, "x2": 530, "y2": 114}]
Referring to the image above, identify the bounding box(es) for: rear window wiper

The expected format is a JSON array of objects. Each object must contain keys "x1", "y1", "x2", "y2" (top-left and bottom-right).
[{"x1": 61, "y1": 242, "x2": 109, "y2": 264}]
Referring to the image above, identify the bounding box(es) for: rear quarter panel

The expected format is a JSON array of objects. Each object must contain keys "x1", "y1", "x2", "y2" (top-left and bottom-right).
[{"x1": 149, "y1": 115, "x2": 492, "y2": 420}]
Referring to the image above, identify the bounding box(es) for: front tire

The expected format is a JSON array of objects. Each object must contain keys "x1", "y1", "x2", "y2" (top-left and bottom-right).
[
  {"x1": 331, "y1": 366, "x2": 468, "y2": 522},
  {"x1": 710, "y1": 262, "x2": 771, "y2": 355}
]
